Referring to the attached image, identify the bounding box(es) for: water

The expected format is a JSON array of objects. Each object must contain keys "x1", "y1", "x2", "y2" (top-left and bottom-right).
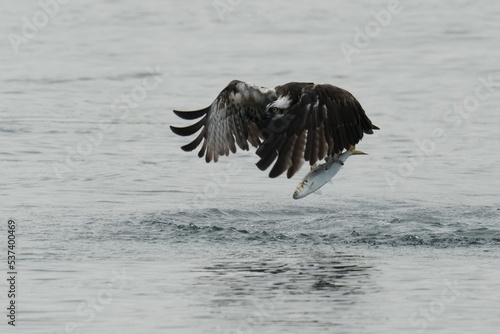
[{"x1": 1, "y1": 0, "x2": 500, "y2": 333}]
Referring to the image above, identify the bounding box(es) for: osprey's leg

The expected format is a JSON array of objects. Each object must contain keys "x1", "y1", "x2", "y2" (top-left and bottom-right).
[
  {"x1": 332, "y1": 153, "x2": 344, "y2": 165},
  {"x1": 328, "y1": 154, "x2": 344, "y2": 166}
]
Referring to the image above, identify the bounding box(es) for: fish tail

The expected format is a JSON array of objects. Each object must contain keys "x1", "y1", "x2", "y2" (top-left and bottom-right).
[{"x1": 349, "y1": 146, "x2": 367, "y2": 155}]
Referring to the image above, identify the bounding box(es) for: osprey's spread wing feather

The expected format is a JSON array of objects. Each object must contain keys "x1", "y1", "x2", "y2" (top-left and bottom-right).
[
  {"x1": 170, "y1": 80, "x2": 277, "y2": 162},
  {"x1": 255, "y1": 83, "x2": 379, "y2": 178},
  {"x1": 171, "y1": 81, "x2": 378, "y2": 179}
]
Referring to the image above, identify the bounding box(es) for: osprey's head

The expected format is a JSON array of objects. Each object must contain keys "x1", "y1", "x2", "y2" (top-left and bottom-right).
[
  {"x1": 261, "y1": 95, "x2": 294, "y2": 134},
  {"x1": 265, "y1": 95, "x2": 292, "y2": 115}
]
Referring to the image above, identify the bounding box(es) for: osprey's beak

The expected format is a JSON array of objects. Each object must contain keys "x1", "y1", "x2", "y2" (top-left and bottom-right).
[{"x1": 262, "y1": 106, "x2": 275, "y2": 121}]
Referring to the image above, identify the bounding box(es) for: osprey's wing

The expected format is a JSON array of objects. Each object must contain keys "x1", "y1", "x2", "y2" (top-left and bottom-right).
[
  {"x1": 256, "y1": 83, "x2": 379, "y2": 178},
  {"x1": 170, "y1": 80, "x2": 277, "y2": 162}
]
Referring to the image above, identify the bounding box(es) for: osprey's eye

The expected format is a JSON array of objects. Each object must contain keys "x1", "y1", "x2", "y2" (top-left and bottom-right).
[{"x1": 271, "y1": 107, "x2": 280, "y2": 113}]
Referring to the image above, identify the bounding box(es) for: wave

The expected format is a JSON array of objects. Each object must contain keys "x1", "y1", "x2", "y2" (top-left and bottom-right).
[{"x1": 127, "y1": 205, "x2": 500, "y2": 248}]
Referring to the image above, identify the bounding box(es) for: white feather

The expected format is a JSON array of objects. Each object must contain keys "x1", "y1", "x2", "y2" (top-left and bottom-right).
[{"x1": 272, "y1": 95, "x2": 291, "y2": 109}]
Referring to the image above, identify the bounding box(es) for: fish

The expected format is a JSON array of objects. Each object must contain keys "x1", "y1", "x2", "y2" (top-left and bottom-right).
[{"x1": 292, "y1": 146, "x2": 367, "y2": 199}]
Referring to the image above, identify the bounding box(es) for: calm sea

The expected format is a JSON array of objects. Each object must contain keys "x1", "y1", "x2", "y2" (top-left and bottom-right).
[{"x1": 1, "y1": 0, "x2": 500, "y2": 333}]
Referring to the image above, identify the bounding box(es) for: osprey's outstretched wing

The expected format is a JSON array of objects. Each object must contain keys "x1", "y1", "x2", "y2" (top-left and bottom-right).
[
  {"x1": 170, "y1": 80, "x2": 277, "y2": 162},
  {"x1": 256, "y1": 83, "x2": 379, "y2": 178}
]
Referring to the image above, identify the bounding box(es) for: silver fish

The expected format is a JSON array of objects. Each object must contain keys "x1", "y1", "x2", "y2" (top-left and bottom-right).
[{"x1": 293, "y1": 146, "x2": 367, "y2": 199}]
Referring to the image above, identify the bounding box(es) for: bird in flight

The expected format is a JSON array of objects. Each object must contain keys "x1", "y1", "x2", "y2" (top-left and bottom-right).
[{"x1": 170, "y1": 80, "x2": 379, "y2": 197}]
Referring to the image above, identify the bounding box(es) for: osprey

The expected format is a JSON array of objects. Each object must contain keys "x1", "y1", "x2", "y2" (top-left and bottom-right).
[{"x1": 170, "y1": 80, "x2": 379, "y2": 196}]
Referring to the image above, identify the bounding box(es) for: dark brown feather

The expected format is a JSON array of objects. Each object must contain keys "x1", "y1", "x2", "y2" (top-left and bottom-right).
[
  {"x1": 172, "y1": 81, "x2": 378, "y2": 179},
  {"x1": 170, "y1": 116, "x2": 206, "y2": 136},
  {"x1": 171, "y1": 80, "x2": 277, "y2": 163},
  {"x1": 181, "y1": 129, "x2": 205, "y2": 152},
  {"x1": 256, "y1": 83, "x2": 378, "y2": 178},
  {"x1": 173, "y1": 107, "x2": 209, "y2": 120},
  {"x1": 287, "y1": 132, "x2": 306, "y2": 178}
]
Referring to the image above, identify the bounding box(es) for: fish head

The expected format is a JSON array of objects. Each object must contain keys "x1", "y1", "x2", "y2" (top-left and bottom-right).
[{"x1": 292, "y1": 178, "x2": 315, "y2": 199}]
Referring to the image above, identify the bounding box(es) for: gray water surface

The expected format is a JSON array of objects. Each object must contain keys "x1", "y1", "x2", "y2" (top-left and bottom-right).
[{"x1": 1, "y1": 0, "x2": 500, "y2": 333}]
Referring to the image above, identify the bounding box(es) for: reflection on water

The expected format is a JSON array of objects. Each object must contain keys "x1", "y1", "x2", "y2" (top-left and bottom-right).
[
  {"x1": 196, "y1": 252, "x2": 376, "y2": 332},
  {"x1": 203, "y1": 254, "x2": 372, "y2": 295}
]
